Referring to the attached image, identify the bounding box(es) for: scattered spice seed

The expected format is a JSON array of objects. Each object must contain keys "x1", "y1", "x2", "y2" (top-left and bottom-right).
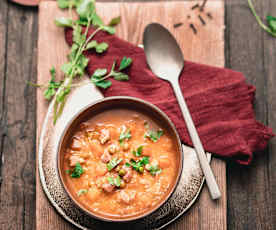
[
  {"x1": 191, "y1": 3, "x2": 199, "y2": 10},
  {"x1": 173, "y1": 22, "x2": 183, "y2": 28},
  {"x1": 198, "y1": 15, "x2": 206, "y2": 25},
  {"x1": 207, "y1": 12, "x2": 213, "y2": 19},
  {"x1": 190, "y1": 23, "x2": 197, "y2": 34},
  {"x1": 187, "y1": 15, "x2": 191, "y2": 19},
  {"x1": 200, "y1": 0, "x2": 208, "y2": 11}
]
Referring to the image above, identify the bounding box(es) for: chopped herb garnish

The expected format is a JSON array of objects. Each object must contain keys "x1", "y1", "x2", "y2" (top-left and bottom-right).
[
  {"x1": 65, "y1": 169, "x2": 70, "y2": 174},
  {"x1": 146, "y1": 164, "x2": 162, "y2": 176},
  {"x1": 127, "y1": 157, "x2": 149, "y2": 172},
  {"x1": 125, "y1": 162, "x2": 131, "y2": 167},
  {"x1": 132, "y1": 146, "x2": 143, "y2": 157},
  {"x1": 71, "y1": 162, "x2": 84, "y2": 178},
  {"x1": 119, "y1": 128, "x2": 131, "y2": 144},
  {"x1": 114, "y1": 176, "x2": 121, "y2": 187},
  {"x1": 144, "y1": 129, "x2": 163, "y2": 142},
  {"x1": 107, "y1": 157, "x2": 122, "y2": 171},
  {"x1": 77, "y1": 189, "x2": 88, "y2": 196},
  {"x1": 107, "y1": 177, "x2": 114, "y2": 185},
  {"x1": 107, "y1": 176, "x2": 121, "y2": 187}
]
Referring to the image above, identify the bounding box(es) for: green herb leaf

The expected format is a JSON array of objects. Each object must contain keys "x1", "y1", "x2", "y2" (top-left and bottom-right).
[
  {"x1": 91, "y1": 13, "x2": 104, "y2": 26},
  {"x1": 71, "y1": 162, "x2": 84, "y2": 178},
  {"x1": 107, "y1": 158, "x2": 122, "y2": 171},
  {"x1": 57, "y1": 0, "x2": 75, "y2": 9},
  {"x1": 92, "y1": 68, "x2": 107, "y2": 78},
  {"x1": 86, "y1": 40, "x2": 98, "y2": 50},
  {"x1": 132, "y1": 146, "x2": 143, "y2": 157},
  {"x1": 77, "y1": 189, "x2": 88, "y2": 196},
  {"x1": 94, "y1": 80, "x2": 112, "y2": 89},
  {"x1": 107, "y1": 176, "x2": 120, "y2": 187},
  {"x1": 267, "y1": 16, "x2": 276, "y2": 33},
  {"x1": 61, "y1": 62, "x2": 73, "y2": 76},
  {"x1": 125, "y1": 162, "x2": 131, "y2": 167},
  {"x1": 119, "y1": 129, "x2": 131, "y2": 144},
  {"x1": 119, "y1": 57, "x2": 132, "y2": 71},
  {"x1": 76, "y1": 0, "x2": 95, "y2": 20},
  {"x1": 101, "y1": 25, "x2": 116, "y2": 34},
  {"x1": 144, "y1": 129, "x2": 163, "y2": 142},
  {"x1": 146, "y1": 164, "x2": 162, "y2": 176},
  {"x1": 55, "y1": 17, "x2": 73, "y2": 27},
  {"x1": 128, "y1": 157, "x2": 149, "y2": 172},
  {"x1": 95, "y1": 42, "x2": 108, "y2": 53},
  {"x1": 43, "y1": 67, "x2": 62, "y2": 100},
  {"x1": 107, "y1": 177, "x2": 114, "y2": 185},
  {"x1": 114, "y1": 176, "x2": 121, "y2": 187},
  {"x1": 73, "y1": 24, "x2": 86, "y2": 45},
  {"x1": 108, "y1": 16, "x2": 121, "y2": 27},
  {"x1": 65, "y1": 169, "x2": 70, "y2": 174},
  {"x1": 112, "y1": 72, "x2": 129, "y2": 81},
  {"x1": 91, "y1": 68, "x2": 111, "y2": 89}
]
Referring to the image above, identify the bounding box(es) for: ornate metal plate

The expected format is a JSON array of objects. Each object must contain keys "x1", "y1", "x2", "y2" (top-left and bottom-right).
[{"x1": 38, "y1": 79, "x2": 211, "y2": 229}]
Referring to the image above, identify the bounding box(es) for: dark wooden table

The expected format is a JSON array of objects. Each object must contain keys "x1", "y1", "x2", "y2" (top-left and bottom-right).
[{"x1": 0, "y1": 0, "x2": 275, "y2": 229}]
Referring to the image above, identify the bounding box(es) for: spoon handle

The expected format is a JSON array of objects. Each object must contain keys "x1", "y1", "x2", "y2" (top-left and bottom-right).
[{"x1": 171, "y1": 81, "x2": 221, "y2": 200}]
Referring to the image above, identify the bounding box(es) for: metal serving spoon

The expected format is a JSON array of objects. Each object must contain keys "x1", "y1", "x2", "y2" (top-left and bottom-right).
[{"x1": 143, "y1": 23, "x2": 221, "y2": 200}]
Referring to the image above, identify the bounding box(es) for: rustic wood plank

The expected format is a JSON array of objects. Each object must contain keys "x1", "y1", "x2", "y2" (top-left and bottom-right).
[
  {"x1": 0, "y1": 0, "x2": 8, "y2": 190},
  {"x1": 225, "y1": 0, "x2": 275, "y2": 229},
  {"x1": 0, "y1": 2, "x2": 37, "y2": 230},
  {"x1": 37, "y1": 1, "x2": 226, "y2": 230},
  {"x1": 263, "y1": 0, "x2": 276, "y2": 229}
]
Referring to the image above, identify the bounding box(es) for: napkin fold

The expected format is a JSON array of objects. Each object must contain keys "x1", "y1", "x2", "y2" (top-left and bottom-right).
[{"x1": 65, "y1": 28, "x2": 274, "y2": 165}]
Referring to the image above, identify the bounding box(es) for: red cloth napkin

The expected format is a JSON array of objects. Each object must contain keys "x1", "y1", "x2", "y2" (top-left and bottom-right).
[{"x1": 65, "y1": 28, "x2": 274, "y2": 165}]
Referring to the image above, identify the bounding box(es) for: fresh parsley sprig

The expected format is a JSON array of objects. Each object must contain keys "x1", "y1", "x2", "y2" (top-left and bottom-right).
[
  {"x1": 91, "y1": 57, "x2": 132, "y2": 89},
  {"x1": 248, "y1": 0, "x2": 276, "y2": 37},
  {"x1": 45, "y1": 0, "x2": 122, "y2": 124}
]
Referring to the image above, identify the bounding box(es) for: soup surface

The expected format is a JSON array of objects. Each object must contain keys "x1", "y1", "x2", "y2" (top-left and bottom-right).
[{"x1": 61, "y1": 109, "x2": 180, "y2": 219}]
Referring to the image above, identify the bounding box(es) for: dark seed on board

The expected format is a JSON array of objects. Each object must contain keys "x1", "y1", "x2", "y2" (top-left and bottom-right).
[
  {"x1": 198, "y1": 15, "x2": 206, "y2": 25},
  {"x1": 190, "y1": 24, "x2": 197, "y2": 34},
  {"x1": 200, "y1": 0, "x2": 208, "y2": 11},
  {"x1": 173, "y1": 22, "x2": 183, "y2": 28},
  {"x1": 207, "y1": 12, "x2": 213, "y2": 19},
  {"x1": 191, "y1": 3, "x2": 199, "y2": 10},
  {"x1": 187, "y1": 15, "x2": 191, "y2": 19}
]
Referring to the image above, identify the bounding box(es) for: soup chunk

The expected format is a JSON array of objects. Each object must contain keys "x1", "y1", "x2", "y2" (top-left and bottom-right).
[{"x1": 62, "y1": 109, "x2": 179, "y2": 218}]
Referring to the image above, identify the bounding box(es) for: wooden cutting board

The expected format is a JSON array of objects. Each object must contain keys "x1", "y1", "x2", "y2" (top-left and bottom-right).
[{"x1": 37, "y1": 1, "x2": 226, "y2": 229}]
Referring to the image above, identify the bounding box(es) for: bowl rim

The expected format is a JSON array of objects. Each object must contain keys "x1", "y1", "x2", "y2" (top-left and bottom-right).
[{"x1": 57, "y1": 96, "x2": 183, "y2": 222}]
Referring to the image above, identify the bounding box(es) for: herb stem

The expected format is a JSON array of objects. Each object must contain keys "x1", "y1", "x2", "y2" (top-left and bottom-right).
[{"x1": 248, "y1": 0, "x2": 276, "y2": 37}]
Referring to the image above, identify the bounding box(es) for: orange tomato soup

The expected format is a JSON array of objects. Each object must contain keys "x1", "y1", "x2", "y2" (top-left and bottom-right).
[{"x1": 61, "y1": 109, "x2": 180, "y2": 219}]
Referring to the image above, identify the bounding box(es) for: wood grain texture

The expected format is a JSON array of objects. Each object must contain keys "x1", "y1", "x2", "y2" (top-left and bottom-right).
[
  {"x1": 0, "y1": 1, "x2": 37, "y2": 230},
  {"x1": 37, "y1": 1, "x2": 226, "y2": 230},
  {"x1": 0, "y1": 0, "x2": 275, "y2": 229},
  {"x1": 225, "y1": 0, "x2": 276, "y2": 229}
]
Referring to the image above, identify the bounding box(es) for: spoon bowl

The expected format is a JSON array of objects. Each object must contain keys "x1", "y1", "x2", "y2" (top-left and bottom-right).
[{"x1": 143, "y1": 23, "x2": 184, "y2": 82}]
